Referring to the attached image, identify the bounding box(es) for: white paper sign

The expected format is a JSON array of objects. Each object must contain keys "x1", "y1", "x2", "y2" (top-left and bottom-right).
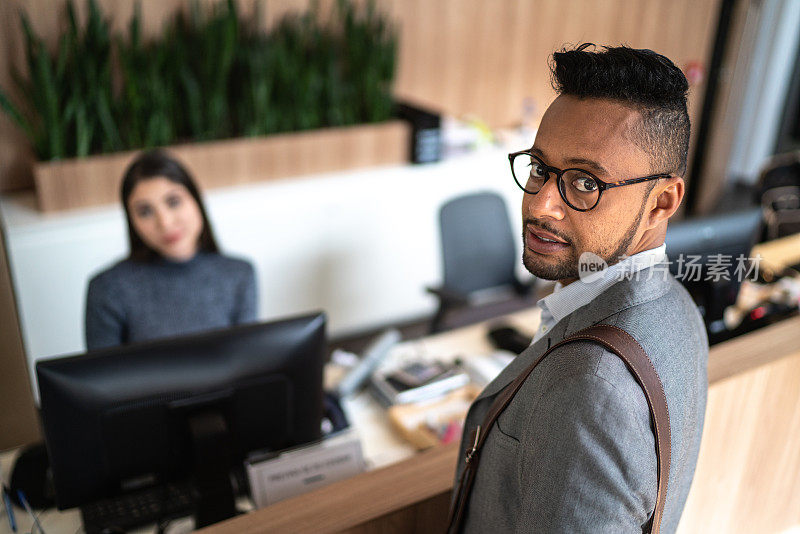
[{"x1": 246, "y1": 431, "x2": 366, "y2": 508}]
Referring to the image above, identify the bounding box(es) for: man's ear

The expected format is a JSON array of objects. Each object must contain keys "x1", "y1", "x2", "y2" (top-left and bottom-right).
[{"x1": 645, "y1": 176, "x2": 684, "y2": 230}]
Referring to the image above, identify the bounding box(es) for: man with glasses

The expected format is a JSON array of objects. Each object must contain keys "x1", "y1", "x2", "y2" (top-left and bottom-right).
[{"x1": 451, "y1": 44, "x2": 707, "y2": 533}]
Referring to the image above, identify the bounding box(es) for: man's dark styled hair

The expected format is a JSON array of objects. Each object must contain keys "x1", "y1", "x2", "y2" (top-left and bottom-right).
[
  {"x1": 550, "y1": 43, "x2": 690, "y2": 178},
  {"x1": 121, "y1": 149, "x2": 219, "y2": 262}
]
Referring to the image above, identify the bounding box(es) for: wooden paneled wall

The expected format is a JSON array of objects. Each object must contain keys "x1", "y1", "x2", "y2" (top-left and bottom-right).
[
  {"x1": 0, "y1": 0, "x2": 721, "y2": 192},
  {"x1": 390, "y1": 0, "x2": 719, "y2": 134},
  {"x1": 0, "y1": 229, "x2": 40, "y2": 450},
  {"x1": 0, "y1": 1, "x2": 723, "y2": 448},
  {"x1": 0, "y1": 0, "x2": 721, "y2": 452}
]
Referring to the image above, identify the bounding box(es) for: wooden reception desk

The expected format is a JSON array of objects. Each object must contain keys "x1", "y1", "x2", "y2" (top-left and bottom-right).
[
  {"x1": 201, "y1": 313, "x2": 800, "y2": 534},
  {"x1": 200, "y1": 234, "x2": 800, "y2": 534},
  {"x1": 3, "y1": 235, "x2": 796, "y2": 534}
]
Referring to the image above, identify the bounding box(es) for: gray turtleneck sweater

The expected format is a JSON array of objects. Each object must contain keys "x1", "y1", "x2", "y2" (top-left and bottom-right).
[{"x1": 85, "y1": 252, "x2": 257, "y2": 350}]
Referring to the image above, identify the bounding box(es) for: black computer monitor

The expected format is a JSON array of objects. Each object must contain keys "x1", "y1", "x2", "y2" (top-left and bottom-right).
[
  {"x1": 665, "y1": 208, "x2": 762, "y2": 339},
  {"x1": 36, "y1": 311, "x2": 326, "y2": 528}
]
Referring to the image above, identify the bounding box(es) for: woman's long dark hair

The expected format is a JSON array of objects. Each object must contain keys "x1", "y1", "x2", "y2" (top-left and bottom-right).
[{"x1": 121, "y1": 149, "x2": 220, "y2": 262}]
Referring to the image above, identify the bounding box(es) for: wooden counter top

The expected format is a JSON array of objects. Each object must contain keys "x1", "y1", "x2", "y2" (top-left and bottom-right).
[
  {"x1": 198, "y1": 442, "x2": 459, "y2": 534},
  {"x1": 708, "y1": 314, "x2": 800, "y2": 383},
  {"x1": 202, "y1": 313, "x2": 800, "y2": 534}
]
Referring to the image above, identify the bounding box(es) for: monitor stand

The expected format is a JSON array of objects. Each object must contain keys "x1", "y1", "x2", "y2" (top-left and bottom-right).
[{"x1": 187, "y1": 410, "x2": 238, "y2": 528}]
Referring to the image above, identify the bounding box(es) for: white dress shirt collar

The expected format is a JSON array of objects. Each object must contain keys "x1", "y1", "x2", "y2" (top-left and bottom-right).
[{"x1": 533, "y1": 243, "x2": 667, "y2": 343}]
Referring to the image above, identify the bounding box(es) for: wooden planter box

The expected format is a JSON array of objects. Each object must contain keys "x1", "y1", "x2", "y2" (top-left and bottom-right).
[{"x1": 33, "y1": 120, "x2": 410, "y2": 212}]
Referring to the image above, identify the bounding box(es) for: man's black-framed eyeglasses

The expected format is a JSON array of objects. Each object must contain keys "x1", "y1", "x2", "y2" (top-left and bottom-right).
[{"x1": 508, "y1": 150, "x2": 672, "y2": 212}]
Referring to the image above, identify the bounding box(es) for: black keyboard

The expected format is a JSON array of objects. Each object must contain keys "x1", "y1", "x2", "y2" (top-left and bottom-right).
[{"x1": 81, "y1": 483, "x2": 197, "y2": 533}]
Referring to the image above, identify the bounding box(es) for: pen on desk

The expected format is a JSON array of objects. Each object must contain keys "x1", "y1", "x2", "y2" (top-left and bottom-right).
[
  {"x1": 16, "y1": 490, "x2": 45, "y2": 534},
  {"x1": 0, "y1": 468, "x2": 17, "y2": 533},
  {"x1": 2, "y1": 487, "x2": 16, "y2": 532}
]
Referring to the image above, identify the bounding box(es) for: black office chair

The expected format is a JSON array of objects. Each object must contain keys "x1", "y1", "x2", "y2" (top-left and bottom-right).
[
  {"x1": 756, "y1": 152, "x2": 800, "y2": 240},
  {"x1": 427, "y1": 191, "x2": 534, "y2": 333}
]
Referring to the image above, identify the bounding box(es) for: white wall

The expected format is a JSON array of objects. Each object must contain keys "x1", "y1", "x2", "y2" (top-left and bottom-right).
[
  {"x1": 0, "y1": 147, "x2": 528, "y2": 397},
  {"x1": 726, "y1": 0, "x2": 800, "y2": 183}
]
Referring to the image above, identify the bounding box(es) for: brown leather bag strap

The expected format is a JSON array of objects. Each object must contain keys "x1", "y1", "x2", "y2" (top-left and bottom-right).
[{"x1": 446, "y1": 324, "x2": 671, "y2": 534}]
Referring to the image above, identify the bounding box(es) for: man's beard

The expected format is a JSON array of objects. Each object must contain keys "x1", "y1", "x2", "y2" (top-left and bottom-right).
[{"x1": 522, "y1": 204, "x2": 646, "y2": 281}]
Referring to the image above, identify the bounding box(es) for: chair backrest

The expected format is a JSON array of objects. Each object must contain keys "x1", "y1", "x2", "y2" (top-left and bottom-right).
[
  {"x1": 757, "y1": 151, "x2": 800, "y2": 198},
  {"x1": 438, "y1": 191, "x2": 518, "y2": 295},
  {"x1": 762, "y1": 186, "x2": 800, "y2": 239},
  {"x1": 758, "y1": 152, "x2": 800, "y2": 239}
]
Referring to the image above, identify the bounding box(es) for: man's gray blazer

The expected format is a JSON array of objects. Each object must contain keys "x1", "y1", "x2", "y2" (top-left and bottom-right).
[{"x1": 453, "y1": 262, "x2": 708, "y2": 533}]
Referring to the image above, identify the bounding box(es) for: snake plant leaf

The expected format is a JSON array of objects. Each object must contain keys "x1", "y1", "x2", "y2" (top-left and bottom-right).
[
  {"x1": 97, "y1": 91, "x2": 123, "y2": 152},
  {"x1": 1, "y1": 0, "x2": 398, "y2": 161},
  {"x1": 0, "y1": 91, "x2": 34, "y2": 140}
]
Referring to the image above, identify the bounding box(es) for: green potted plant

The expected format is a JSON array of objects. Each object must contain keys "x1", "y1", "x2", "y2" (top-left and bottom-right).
[{"x1": 0, "y1": 0, "x2": 409, "y2": 212}]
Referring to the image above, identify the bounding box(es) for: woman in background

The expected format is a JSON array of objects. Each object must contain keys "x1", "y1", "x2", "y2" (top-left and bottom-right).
[{"x1": 85, "y1": 149, "x2": 257, "y2": 350}]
